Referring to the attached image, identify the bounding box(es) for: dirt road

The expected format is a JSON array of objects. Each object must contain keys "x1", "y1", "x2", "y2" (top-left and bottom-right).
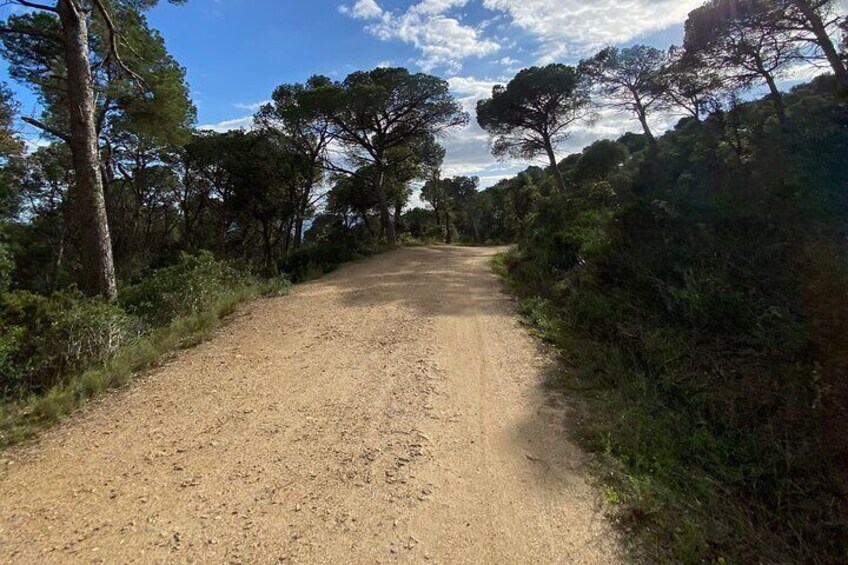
[{"x1": 0, "y1": 246, "x2": 620, "y2": 564}]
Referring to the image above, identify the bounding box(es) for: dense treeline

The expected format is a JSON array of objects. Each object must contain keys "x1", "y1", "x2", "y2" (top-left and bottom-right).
[
  {"x1": 496, "y1": 76, "x2": 848, "y2": 564},
  {"x1": 472, "y1": 1, "x2": 848, "y2": 562}
]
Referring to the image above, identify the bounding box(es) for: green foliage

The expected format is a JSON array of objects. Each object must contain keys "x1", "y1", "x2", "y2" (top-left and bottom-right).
[
  {"x1": 0, "y1": 83, "x2": 23, "y2": 218},
  {"x1": 496, "y1": 77, "x2": 848, "y2": 563},
  {"x1": 476, "y1": 64, "x2": 589, "y2": 162},
  {"x1": 1, "y1": 2, "x2": 194, "y2": 144},
  {"x1": 314, "y1": 67, "x2": 468, "y2": 241},
  {"x1": 579, "y1": 45, "x2": 670, "y2": 141},
  {"x1": 120, "y1": 251, "x2": 253, "y2": 325},
  {"x1": 0, "y1": 290, "x2": 136, "y2": 397},
  {"x1": 0, "y1": 252, "x2": 289, "y2": 445},
  {"x1": 0, "y1": 241, "x2": 12, "y2": 294}
]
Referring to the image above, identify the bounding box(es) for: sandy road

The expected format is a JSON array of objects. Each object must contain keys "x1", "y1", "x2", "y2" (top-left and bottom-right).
[{"x1": 0, "y1": 246, "x2": 620, "y2": 564}]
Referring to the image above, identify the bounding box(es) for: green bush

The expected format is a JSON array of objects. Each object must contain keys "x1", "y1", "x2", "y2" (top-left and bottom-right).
[
  {"x1": 0, "y1": 241, "x2": 12, "y2": 294},
  {"x1": 121, "y1": 251, "x2": 253, "y2": 324},
  {"x1": 51, "y1": 300, "x2": 139, "y2": 375},
  {"x1": 0, "y1": 252, "x2": 291, "y2": 444},
  {"x1": 0, "y1": 291, "x2": 137, "y2": 397},
  {"x1": 280, "y1": 239, "x2": 392, "y2": 282},
  {"x1": 0, "y1": 253, "x2": 271, "y2": 400},
  {"x1": 498, "y1": 78, "x2": 848, "y2": 563}
]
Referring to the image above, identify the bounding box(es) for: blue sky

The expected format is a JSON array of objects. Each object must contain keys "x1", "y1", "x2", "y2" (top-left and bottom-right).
[{"x1": 0, "y1": 0, "x2": 827, "y2": 188}]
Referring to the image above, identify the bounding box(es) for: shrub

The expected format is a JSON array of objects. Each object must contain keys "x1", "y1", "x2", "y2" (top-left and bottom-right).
[
  {"x1": 51, "y1": 300, "x2": 139, "y2": 375},
  {"x1": 0, "y1": 291, "x2": 137, "y2": 397},
  {"x1": 280, "y1": 239, "x2": 392, "y2": 282},
  {"x1": 0, "y1": 241, "x2": 12, "y2": 294},
  {"x1": 497, "y1": 80, "x2": 848, "y2": 562},
  {"x1": 121, "y1": 251, "x2": 253, "y2": 325}
]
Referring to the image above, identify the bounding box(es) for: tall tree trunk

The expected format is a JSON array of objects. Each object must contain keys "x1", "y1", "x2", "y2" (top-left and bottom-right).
[
  {"x1": 57, "y1": 0, "x2": 117, "y2": 301},
  {"x1": 468, "y1": 205, "x2": 480, "y2": 242},
  {"x1": 791, "y1": 0, "x2": 848, "y2": 91},
  {"x1": 293, "y1": 217, "x2": 304, "y2": 250},
  {"x1": 373, "y1": 166, "x2": 396, "y2": 244},
  {"x1": 360, "y1": 210, "x2": 375, "y2": 238},
  {"x1": 636, "y1": 107, "x2": 658, "y2": 151},
  {"x1": 283, "y1": 216, "x2": 292, "y2": 255},
  {"x1": 444, "y1": 208, "x2": 452, "y2": 244},
  {"x1": 393, "y1": 201, "x2": 402, "y2": 235},
  {"x1": 261, "y1": 220, "x2": 273, "y2": 274},
  {"x1": 764, "y1": 73, "x2": 787, "y2": 124},
  {"x1": 293, "y1": 187, "x2": 310, "y2": 251},
  {"x1": 543, "y1": 137, "x2": 565, "y2": 193}
]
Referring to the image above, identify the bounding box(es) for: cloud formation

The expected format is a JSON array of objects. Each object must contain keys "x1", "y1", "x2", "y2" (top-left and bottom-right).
[
  {"x1": 482, "y1": 0, "x2": 703, "y2": 62},
  {"x1": 338, "y1": 0, "x2": 383, "y2": 19},
  {"x1": 339, "y1": 0, "x2": 500, "y2": 72},
  {"x1": 198, "y1": 116, "x2": 253, "y2": 133},
  {"x1": 233, "y1": 100, "x2": 271, "y2": 112}
]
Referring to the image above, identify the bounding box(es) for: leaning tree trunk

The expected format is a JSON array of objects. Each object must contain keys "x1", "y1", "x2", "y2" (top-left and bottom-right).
[
  {"x1": 58, "y1": 0, "x2": 117, "y2": 301},
  {"x1": 763, "y1": 73, "x2": 787, "y2": 125},
  {"x1": 791, "y1": 0, "x2": 848, "y2": 92},
  {"x1": 543, "y1": 137, "x2": 566, "y2": 194},
  {"x1": 635, "y1": 100, "x2": 658, "y2": 152}
]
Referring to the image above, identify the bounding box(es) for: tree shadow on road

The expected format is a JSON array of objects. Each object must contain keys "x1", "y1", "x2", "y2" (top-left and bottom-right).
[{"x1": 322, "y1": 246, "x2": 512, "y2": 318}]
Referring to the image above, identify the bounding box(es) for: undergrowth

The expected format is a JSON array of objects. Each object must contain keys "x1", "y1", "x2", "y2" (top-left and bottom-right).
[
  {"x1": 0, "y1": 253, "x2": 290, "y2": 448},
  {"x1": 495, "y1": 244, "x2": 848, "y2": 564}
]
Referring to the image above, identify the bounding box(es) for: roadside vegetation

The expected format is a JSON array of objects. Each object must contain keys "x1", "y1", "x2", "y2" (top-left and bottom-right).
[
  {"x1": 479, "y1": 3, "x2": 848, "y2": 561},
  {"x1": 0, "y1": 253, "x2": 289, "y2": 446}
]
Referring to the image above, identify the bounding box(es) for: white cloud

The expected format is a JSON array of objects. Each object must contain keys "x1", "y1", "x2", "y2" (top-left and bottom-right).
[
  {"x1": 233, "y1": 100, "x2": 271, "y2": 112},
  {"x1": 482, "y1": 0, "x2": 703, "y2": 62},
  {"x1": 781, "y1": 60, "x2": 829, "y2": 84},
  {"x1": 23, "y1": 136, "x2": 51, "y2": 155},
  {"x1": 197, "y1": 116, "x2": 253, "y2": 133},
  {"x1": 443, "y1": 76, "x2": 516, "y2": 185},
  {"x1": 338, "y1": 0, "x2": 383, "y2": 19},
  {"x1": 339, "y1": 0, "x2": 500, "y2": 73}
]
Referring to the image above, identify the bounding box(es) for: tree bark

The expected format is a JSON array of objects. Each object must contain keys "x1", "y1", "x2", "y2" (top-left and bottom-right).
[
  {"x1": 635, "y1": 103, "x2": 658, "y2": 151},
  {"x1": 393, "y1": 201, "x2": 402, "y2": 235},
  {"x1": 293, "y1": 217, "x2": 304, "y2": 250},
  {"x1": 261, "y1": 220, "x2": 273, "y2": 274},
  {"x1": 764, "y1": 73, "x2": 787, "y2": 124},
  {"x1": 543, "y1": 137, "x2": 566, "y2": 193},
  {"x1": 791, "y1": 0, "x2": 848, "y2": 91},
  {"x1": 57, "y1": 0, "x2": 117, "y2": 301},
  {"x1": 373, "y1": 165, "x2": 396, "y2": 244},
  {"x1": 293, "y1": 187, "x2": 310, "y2": 251},
  {"x1": 468, "y1": 204, "x2": 480, "y2": 242}
]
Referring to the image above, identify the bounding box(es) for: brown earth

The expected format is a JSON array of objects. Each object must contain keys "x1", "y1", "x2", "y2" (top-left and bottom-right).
[{"x1": 0, "y1": 246, "x2": 621, "y2": 564}]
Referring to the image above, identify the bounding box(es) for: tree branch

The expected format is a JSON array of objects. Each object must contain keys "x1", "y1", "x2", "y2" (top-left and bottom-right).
[
  {"x1": 89, "y1": 0, "x2": 149, "y2": 89},
  {"x1": 22, "y1": 115, "x2": 70, "y2": 142},
  {"x1": 10, "y1": 0, "x2": 58, "y2": 12}
]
